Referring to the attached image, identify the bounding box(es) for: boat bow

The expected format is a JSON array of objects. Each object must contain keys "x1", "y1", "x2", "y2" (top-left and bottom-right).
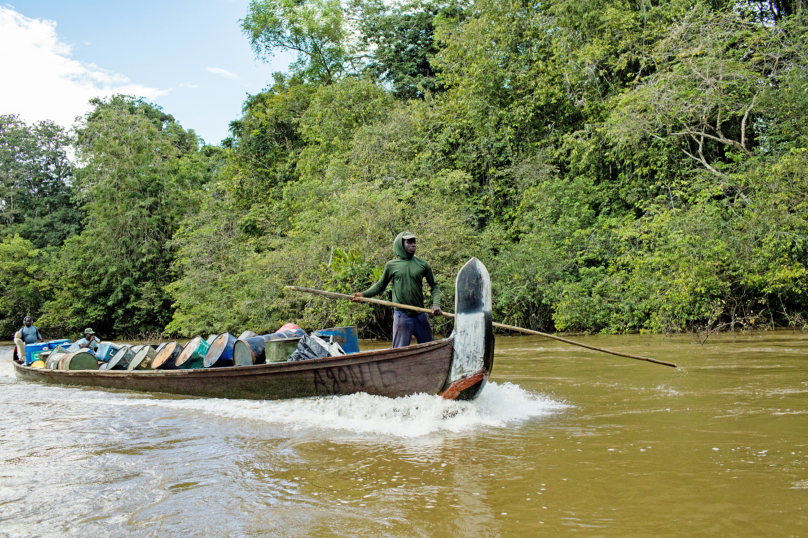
[{"x1": 440, "y1": 257, "x2": 495, "y2": 400}]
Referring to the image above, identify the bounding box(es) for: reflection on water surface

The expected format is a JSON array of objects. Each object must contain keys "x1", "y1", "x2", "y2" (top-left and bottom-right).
[{"x1": 1, "y1": 332, "x2": 806, "y2": 536}]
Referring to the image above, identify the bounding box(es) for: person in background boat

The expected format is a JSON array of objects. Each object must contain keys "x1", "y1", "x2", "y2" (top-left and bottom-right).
[
  {"x1": 13, "y1": 317, "x2": 43, "y2": 362},
  {"x1": 76, "y1": 328, "x2": 100, "y2": 351},
  {"x1": 352, "y1": 231, "x2": 441, "y2": 348}
]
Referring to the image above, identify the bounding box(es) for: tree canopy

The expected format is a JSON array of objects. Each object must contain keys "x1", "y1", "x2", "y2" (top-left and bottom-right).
[
  {"x1": 2, "y1": 1, "x2": 807, "y2": 340},
  {"x1": 0, "y1": 115, "x2": 83, "y2": 249}
]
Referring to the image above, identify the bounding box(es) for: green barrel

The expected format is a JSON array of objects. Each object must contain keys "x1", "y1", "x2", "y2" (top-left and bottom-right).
[
  {"x1": 265, "y1": 338, "x2": 302, "y2": 363},
  {"x1": 60, "y1": 352, "x2": 99, "y2": 371},
  {"x1": 174, "y1": 336, "x2": 210, "y2": 369}
]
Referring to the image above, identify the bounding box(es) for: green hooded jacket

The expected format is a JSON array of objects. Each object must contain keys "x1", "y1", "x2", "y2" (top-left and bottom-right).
[{"x1": 361, "y1": 231, "x2": 440, "y2": 315}]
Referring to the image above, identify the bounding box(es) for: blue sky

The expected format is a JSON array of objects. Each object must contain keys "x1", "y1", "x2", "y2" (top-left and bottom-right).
[{"x1": 1, "y1": 1, "x2": 293, "y2": 144}]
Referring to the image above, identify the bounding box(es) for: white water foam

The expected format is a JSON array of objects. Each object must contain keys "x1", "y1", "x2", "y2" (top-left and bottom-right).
[
  {"x1": 0, "y1": 357, "x2": 15, "y2": 378},
  {"x1": 1, "y1": 353, "x2": 565, "y2": 437},
  {"x1": 78, "y1": 381, "x2": 565, "y2": 438}
]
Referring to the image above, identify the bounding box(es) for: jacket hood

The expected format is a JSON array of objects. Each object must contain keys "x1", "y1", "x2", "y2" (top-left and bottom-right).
[{"x1": 394, "y1": 231, "x2": 413, "y2": 259}]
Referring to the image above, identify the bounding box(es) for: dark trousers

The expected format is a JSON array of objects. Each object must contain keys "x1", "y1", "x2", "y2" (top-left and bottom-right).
[{"x1": 392, "y1": 311, "x2": 434, "y2": 348}]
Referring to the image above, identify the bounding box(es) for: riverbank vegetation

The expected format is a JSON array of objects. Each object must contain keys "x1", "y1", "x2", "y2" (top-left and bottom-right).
[{"x1": 2, "y1": 0, "x2": 806, "y2": 339}]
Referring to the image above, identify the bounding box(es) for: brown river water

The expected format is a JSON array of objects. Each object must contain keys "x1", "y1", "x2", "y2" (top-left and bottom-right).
[{"x1": 0, "y1": 332, "x2": 806, "y2": 537}]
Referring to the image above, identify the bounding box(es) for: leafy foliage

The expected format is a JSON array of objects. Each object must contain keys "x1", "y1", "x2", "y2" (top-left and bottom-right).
[
  {"x1": 166, "y1": 4, "x2": 808, "y2": 337},
  {"x1": 0, "y1": 234, "x2": 50, "y2": 338},
  {"x1": 242, "y1": 0, "x2": 350, "y2": 85},
  {"x1": 5, "y1": 3, "x2": 808, "y2": 339},
  {"x1": 352, "y1": 0, "x2": 463, "y2": 99},
  {"x1": 0, "y1": 115, "x2": 83, "y2": 249},
  {"x1": 41, "y1": 96, "x2": 218, "y2": 337}
]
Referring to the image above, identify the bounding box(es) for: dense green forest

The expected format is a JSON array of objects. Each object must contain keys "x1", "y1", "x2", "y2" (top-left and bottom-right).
[{"x1": 1, "y1": 0, "x2": 806, "y2": 340}]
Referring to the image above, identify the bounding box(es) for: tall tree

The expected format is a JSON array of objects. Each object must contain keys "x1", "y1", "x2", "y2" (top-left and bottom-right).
[
  {"x1": 353, "y1": 0, "x2": 466, "y2": 99},
  {"x1": 242, "y1": 0, "x2": 351, "y2": 85},
  {"x1": 42, "y1": 96, "x2": 214, "y2": 336},
  {"x1": 0, "y1": 115, "x2": 83, "y2": 249},
  {"x1": 0, "y1": 234, "x2": 49, "y2": 338}
]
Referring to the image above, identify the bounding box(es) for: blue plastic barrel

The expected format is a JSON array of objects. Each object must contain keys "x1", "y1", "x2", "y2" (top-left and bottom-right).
[
  {"x1": 95, "y1": 342, "x2": 121, "y2": 362},
  {"x1": 24, "y1": 342, "x2": 50, "y2": 365},
  {"x1": 313, "y1": 326, "x2": 360, "y2": 354}
]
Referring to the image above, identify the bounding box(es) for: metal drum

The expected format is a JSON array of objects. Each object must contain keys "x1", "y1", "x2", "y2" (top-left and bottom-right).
[
  {"x1": 60, "y1": 352, "x2": 99, "y2": 371},
  {"x1": 152, "y1": 341, "x2": 183, "y2": 370},
  {"x1": 174, "y1": 336, "x2": 209, "y2": 369},
  {"x1": 128, "y1": 345, "x2": 157, "y2": 371},
  {"x1": 46, "y1": 353, "x2": 68, "y2": 370},
  {"x1": 233, "y1": 336, "x2": 266, "y2": 366},
  {"x1": 106, "y1": 345, "x2": 135, "y2": 370},
  {"x1": 204, "y1": 333, "x2": 237, "y2": 368},
  {"x1": 233, "y1": 329, "x2": 307, "y2": 366}
]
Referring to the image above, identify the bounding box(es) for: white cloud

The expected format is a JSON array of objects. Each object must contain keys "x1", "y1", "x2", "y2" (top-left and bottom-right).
[
  {"x1": 206, "y1": 66, "x2": 238, "y2": 79},
  {"x1": 0, "y1": 6, "x2": 167, "y2": 130}
]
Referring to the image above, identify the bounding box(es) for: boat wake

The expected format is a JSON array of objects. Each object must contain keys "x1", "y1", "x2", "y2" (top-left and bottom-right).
[
  {"x1": 0, "y1": 356, "x2": 16, "y2": 378},
  {"x1": 122, "y1": 381, "x2": 565, "y2": 437},
  {"x1": 2, "y1": 366, "x2": 564, "y2": 439},
  {"x1": 2, "y1": 352, "x2": 565, "y2": 437}
]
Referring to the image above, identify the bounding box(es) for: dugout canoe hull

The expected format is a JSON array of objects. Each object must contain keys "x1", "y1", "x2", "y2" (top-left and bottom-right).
[{"x1": 12, "y1": 338, "x2": 462, "y2": 400}]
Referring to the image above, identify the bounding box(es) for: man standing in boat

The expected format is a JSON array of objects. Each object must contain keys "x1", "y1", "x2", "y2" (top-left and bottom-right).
[{"x1": 352, "y1": 231, "x2": 441, "y2": 348}]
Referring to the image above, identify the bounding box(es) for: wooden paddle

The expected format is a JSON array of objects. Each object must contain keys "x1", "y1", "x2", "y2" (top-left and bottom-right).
[{"x1": 284, "y1": 286, "x2": 677, "y2": 368}]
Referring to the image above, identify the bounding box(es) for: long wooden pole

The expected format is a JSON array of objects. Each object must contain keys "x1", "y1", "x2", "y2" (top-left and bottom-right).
[{"x1": 284, "y1": 286, "x2": 677, "y2": 368}]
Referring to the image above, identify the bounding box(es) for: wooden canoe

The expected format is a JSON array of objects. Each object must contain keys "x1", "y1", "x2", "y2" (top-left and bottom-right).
[{"x1": 11, "y1": 258, "x2": 495, "y2": 401}]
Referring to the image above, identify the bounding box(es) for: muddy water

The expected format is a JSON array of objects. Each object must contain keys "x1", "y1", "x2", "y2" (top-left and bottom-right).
[{"x1": 0, "y1": 332, "x2": 806, "y2": 537}]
